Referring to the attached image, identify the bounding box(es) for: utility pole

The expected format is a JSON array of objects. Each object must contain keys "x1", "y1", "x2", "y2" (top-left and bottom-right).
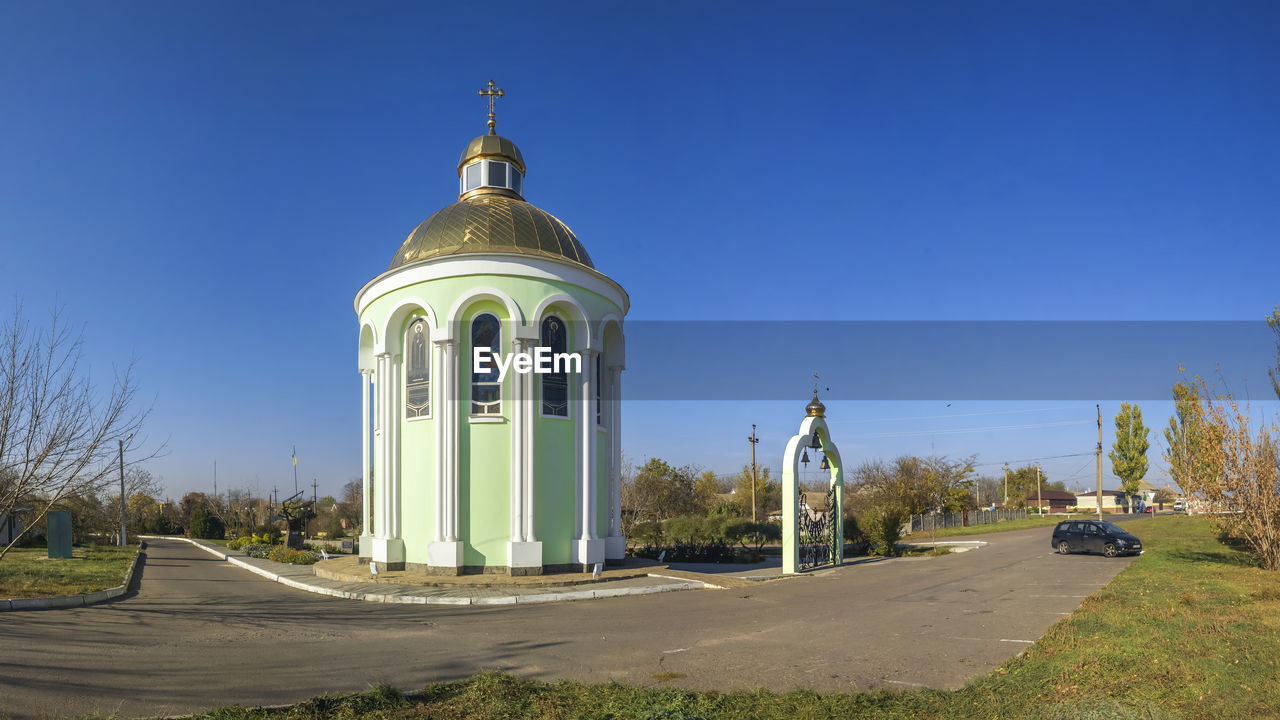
[
  {"x1": 1036, "y1": 463, "x2": 1043, "y2": 516},
  {"x1": 117, "y1": 439, "x2": 126, "y2": 546},
  {"x1": 1003, "y1": 462, "x2": 1009, "y2": 508},
  {"x1": 747, "y1": 425, "x2": 760, "y2": 522},
  {"x1": 1096, "y1": 404, "x2": 1104, "y2": 522},
  {"x1": 213, "y1": 460, "x2": 218, "y2": 501},
  {"x1": 312, "y1": 478, "x2": 318, "y2": 505}
]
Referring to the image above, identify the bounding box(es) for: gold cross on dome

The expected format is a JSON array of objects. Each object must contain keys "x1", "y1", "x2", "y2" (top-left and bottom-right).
[{"x1": 478, "y1": 80, "x2": 505, "y2": 134}]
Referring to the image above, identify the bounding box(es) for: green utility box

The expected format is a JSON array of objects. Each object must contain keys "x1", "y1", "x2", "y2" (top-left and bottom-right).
[{"x1": 47, "y1": 511, "x2": 72, "y2": 559}]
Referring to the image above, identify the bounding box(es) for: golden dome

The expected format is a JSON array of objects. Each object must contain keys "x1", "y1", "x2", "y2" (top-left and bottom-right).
[
  {"x1": 388, "y1": 194, "x2": 593, "y2": 270},
  {"x1": 458, "y1": 134, "x2": 525, "y2": 174},
  {"x1": 805, "y1": 392, "x2": 826, "y2": 418}
]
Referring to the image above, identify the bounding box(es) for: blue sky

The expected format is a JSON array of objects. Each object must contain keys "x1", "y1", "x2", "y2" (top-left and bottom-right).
[{"x1": 1, "y1": 1, "x2": 1277, "y2": 498}]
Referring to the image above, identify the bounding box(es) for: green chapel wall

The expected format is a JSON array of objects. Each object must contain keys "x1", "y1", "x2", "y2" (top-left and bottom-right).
[
  {"x1": 532, "y1": 313, "x2": 582, "y2": 566},
  {"x1": 458, "y1": 299, "x2": 512, "y2": 567},
  {"x1": 398, "y1": 357, "x2": 436, "y2": 567},
  {"x1": 358, "y1": 268, "x2": 624, "y2": 569},
  {"x1": 534, "y1": 416, "x2": 576, "y2": 564}
]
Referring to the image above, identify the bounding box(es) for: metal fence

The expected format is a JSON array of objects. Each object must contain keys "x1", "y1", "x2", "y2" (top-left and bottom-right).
[{"x1": 907, "y1": 508, "x2": 1029, "y2": 533}]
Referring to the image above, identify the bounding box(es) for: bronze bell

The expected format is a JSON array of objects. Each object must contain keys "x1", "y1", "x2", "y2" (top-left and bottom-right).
[
  {"x1": 801, "y1": 448, "x2": 810, "y2": 466},
  {"x1": 819, "y1": 454, "x2": 830, "y2": 471},
  {"x1": 809, "y1": 432, "x2": 822, "y2": 450}
]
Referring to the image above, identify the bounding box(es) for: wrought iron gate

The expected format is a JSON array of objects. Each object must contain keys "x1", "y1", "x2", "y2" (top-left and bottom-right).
[{"x1": 798, "y1": 484, "x2": 838, "y2": 571}]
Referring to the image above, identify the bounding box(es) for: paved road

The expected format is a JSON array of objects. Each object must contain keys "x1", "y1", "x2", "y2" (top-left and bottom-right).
[{"x1": 0, "y1": 528, "x2": 1135, "y2": 719}]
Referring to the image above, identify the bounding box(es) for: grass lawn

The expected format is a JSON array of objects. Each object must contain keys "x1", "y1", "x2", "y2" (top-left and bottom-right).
[
  {"x1": 0, "y1": 544, "x2": 138, "y2": 598},
  {"x1": 182, "y1": 515, "x2": 1280, "y2": 720}
]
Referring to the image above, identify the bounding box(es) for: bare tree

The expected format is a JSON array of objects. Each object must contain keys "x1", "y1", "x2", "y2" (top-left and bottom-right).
[
  {"x1": 0, "y1": 306, "x2": 152, "y2": 559},
  {"x1": 1169, "y1": 376, "x2": 1280, "y2": 570}
]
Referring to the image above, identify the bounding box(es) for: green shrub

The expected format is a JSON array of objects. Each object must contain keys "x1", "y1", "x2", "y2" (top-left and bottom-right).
[
  {"x1": 187, "y1": 507, "x2": 226, "y2": 540},
  {"x1": 842, "y1": 512, "x2": 865, "y2": 543},
  {"x1": 858, "y1": 505, "x2": 909, "y2": 556},
  {"x1": 251, "y1": 525, "x2": 281, "y2": 543},
  {"x1": 630, "y1": 520, "x2": 664, "y2": 547},
  {"x1": 243, "y1": 543, "x2": 273, "y2": 559},
  {"x1": 240, "y1": 543, "x2": 316, "y2": 564},
  {"x1": 723, "y1": 520, "x2": 781, "y2": 560},
  {"x1": 267, "y1": 545, "x2": 319, "y2": 565}
]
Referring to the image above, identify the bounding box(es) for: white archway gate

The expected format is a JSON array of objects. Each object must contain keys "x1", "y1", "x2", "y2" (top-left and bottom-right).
[{"x1": 782, "y1": 393, "x2": 843, "y2": 574}]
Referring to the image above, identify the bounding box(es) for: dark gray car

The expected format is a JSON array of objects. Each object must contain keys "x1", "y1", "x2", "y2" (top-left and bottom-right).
[{"x1": 1051, "y1": 520, "x2": 1142, "y2": 557}]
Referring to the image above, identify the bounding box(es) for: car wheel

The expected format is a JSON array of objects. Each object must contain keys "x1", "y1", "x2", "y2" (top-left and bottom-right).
[
  {"x1": 1103, "y1": 543, "x2": 1118, "y2": 558},
  {"x1": 1057, "y1": 541, "x2": 1071, "y2": 554}
]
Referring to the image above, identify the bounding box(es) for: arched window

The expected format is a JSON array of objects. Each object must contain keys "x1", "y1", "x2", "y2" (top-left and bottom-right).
[
  {"x1": 471, "y1": 313, "x2": 501, "y2": 415},
  {"x1": 405, "y1": 318, "x2": 430, "y2": 418},
  {"x1": 540, "y1": 316, "x2": 568, "y2": 417}
]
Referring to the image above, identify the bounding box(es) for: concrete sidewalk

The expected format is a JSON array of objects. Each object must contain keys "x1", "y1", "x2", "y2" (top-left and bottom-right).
[{"x1": 147, "y1": 536, "x2": 709, "y2": 605}]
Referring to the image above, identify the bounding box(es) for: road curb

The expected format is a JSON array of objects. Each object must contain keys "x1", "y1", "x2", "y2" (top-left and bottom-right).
[
  {"x1": 903, "y1": 540, "x2": 989, "y2": 553},
  {"x1": 148, "y1": 536, "x2": 704, "y2": 605},
  {"x1": 0, "y1": 541, "x2": 146, "y2": 612}
]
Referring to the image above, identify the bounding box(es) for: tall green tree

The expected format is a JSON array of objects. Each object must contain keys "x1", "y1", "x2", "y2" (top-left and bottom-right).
[
  {"x1": 692, "y1": 470, "x2": 723, "y2": 513},
  {"x1": 621, "y1": 458, "x2": 698, "y2": 526},
  {"x1": 1000, "y1": 465, "x2": 1060, "y2": 508},
  {"x1": 1109, "y1": 403, "x2": 1150, "y2": 495},
  {"x1": 733, "y1": 465, "x2": 779, "y2": 520},
  {"x1": 1164, "y1": 383, "x2": 1216, "y2": 496}
]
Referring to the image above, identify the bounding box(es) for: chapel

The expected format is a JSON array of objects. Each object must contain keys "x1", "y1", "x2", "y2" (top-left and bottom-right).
[{"x1": 354, "y1": 83, "x2": 627, "y2": 574}]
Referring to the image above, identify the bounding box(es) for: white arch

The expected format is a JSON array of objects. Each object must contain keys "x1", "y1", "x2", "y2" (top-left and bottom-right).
[
  {"x1": 378, "y1": 297, "x2": 439, "y2": 355},
  {"x1": 445, "y1": 286, "x2": 524, "y2": 334},
  {"x1": 358, "y1": 322, "x2": 378, "y2": 372},
  {"x1": 596, "y1": 314, "x2": 624, "y2": 367},
  {"x1": 532, "y1": 293, "x2": 593, "y2": 351},
  {"x1": 782, "y1": 413, "x2": 844, "y2": 575}
]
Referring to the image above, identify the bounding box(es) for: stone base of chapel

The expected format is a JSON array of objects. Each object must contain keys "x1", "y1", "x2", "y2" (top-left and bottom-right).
[
  {"x1": 366, "y1": 536, "x2": 406, "y2": 571},
  {"x1": 402, "y1": 562, "x2": 592, "y2": 576}
]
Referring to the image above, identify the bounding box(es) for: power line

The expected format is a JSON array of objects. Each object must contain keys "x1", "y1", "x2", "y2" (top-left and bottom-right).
[
  {"x1": 862, "y1": 419, "x2": 1090, "y2": 439},
  {"x1": 972, "y1": 452, "x2": 1094, "y2": 468},
  {"x1": 846, "y1": 405, "x2": 1078, "y2": 424}
]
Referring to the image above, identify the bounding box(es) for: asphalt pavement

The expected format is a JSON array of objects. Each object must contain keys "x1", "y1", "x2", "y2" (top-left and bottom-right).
[{"x1": 0, "y1": 526, "x2": 1135, "y2": 719}]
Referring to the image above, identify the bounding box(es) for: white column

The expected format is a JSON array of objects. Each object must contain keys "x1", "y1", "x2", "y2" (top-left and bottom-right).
[
  {"x1": 523, "y1": 350, "x2": 536, "y2": 543},
  {"x1": 432, "y1": 339, "x2": 447, "y2": 543},
  {"x1": 444, "y1": 338, "x2": 459, "y2": 542},
  {"x1": 606, "y1": 365, "x2": 624, "y2": 557},
  {"x1": 508, "y1": 334, "x2": 542, "y2": 573},
  {"x1": 510, "y1": 338, "x2": 527, "y2": 542},
  {"x1": 580, "y1": 349, "x2": 598, "y2": 540},
  {"x1": 574, "y1": 349, "x2": 604, "y2": 566},
  {"x1": 370, "y1": 352, "x2": 406, "y2": 568},
  {"x1": 388, "y1": 353, "x2": 401, "y2": 539},
  {"x1": 360, "y1": 370, "x2": 372, "y2": 543},
  {"x1": 428, "y1": 335, "x2": 463, "y2": 572},
  {"x1": 376, "y1": 353, "x2": 391, "y2": 539}
]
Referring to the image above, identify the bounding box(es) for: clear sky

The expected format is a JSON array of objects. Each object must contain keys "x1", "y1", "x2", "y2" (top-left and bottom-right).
[{"x1": 2, "y1": 1, "x2": 1277, "y2": 499}]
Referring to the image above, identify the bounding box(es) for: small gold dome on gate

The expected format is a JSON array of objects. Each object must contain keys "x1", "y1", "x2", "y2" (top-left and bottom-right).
[{"x1": 805, "y1": 392, "x2": 826, "y2": 418}]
